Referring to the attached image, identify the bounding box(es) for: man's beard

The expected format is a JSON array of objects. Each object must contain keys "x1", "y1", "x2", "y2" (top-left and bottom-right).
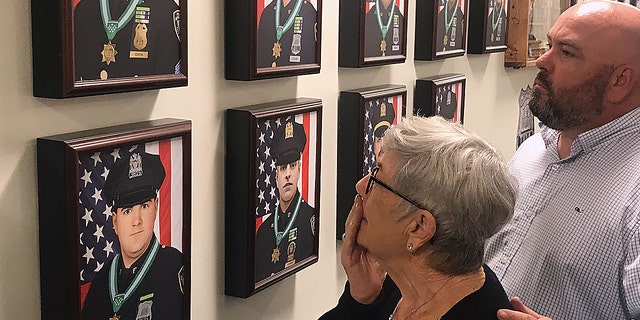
[{"x1": 529, "y1": 65, "x2": 613, "y2": 131}]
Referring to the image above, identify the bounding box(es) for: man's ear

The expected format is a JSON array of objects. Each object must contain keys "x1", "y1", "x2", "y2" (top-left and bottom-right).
[
  {"x1": 405, "y1": 209, "x2": 436, "y2": 252},
  {"x1": 607, "y1": 65, "x2": 636, "y2": 104},
  {"x1": 112, "y1": 211, "x2": 119, "y2": 235}
]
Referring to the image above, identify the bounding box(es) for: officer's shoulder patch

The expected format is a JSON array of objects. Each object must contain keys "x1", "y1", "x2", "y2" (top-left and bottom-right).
[
  {"x1": 178, "y1": 265, "x2": 185, "y2": 294},
  {"x1": 173, "y1": 10, "x2": 181, "y2": 42}
]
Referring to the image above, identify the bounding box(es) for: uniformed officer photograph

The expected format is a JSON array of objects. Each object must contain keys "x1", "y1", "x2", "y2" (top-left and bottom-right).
[
  {"x1": 435, "y1": 83, "x2": 462, "y2": 123},
  {"x1": 485, "y1": 0, "x2": 508, "y2": 47},
  {"x1": 79, "y1": 149, "x2": 185, "y2": 320},
  {"x1": 73, "y1": 0, "x2": 182, "y2": 81},
  {"x1": 254, "y1": 119, "x2": 317, "y2": 283},
  {"x1": 362, "y1": 96, "x2": 401, "y2": 176},
  {"x1": 364, "y1": 0, "x2": 405, "y2": 58},
  {"x1": 256, "y1": 0, "x2": 319, "y2": 68},
  {"x1": 435, "y1": 0, "x2": 466, "y2": 53}
]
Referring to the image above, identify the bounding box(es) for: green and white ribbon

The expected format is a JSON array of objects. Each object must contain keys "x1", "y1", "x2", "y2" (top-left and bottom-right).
[
  {"x1": 109, "y1": 237, "x2": 159, "y2": 314},
  {"x1": 275, "y1": 0, "x2": 304, "y2": 41},
  {"x1": 376, "y1": 0, "x2": 396, "y2": 39},
  {"x1": 444, "y1": 0, "x2": 459, "y2": 34},
  {"x1": 100, "y1": 0, "x2": 143, "y2": 41},
  {"x1": 274, "y1": 195, "x2": 302, "y2": 246},
  {"x1": 491, "y1": 5, "x2": 504, "y2": 33}
]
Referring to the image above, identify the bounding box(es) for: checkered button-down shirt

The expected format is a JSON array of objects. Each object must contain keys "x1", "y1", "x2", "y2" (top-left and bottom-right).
[{"x1": 485, "y1": 107, "x2": 640, "y2": 320}]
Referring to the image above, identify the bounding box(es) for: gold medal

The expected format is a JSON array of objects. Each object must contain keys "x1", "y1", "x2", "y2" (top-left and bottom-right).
[
  {"x1": 109, "y1": 314, "x2": 120, "y2": 320},
  {"x1": 272, "y1": 41, "x2": 282, "y2": 59},
  {"x1": 101, "y1": 41, "x2": 117, "y2": 65},
  {"x1": 271, "y1": 247, "x2": 281, "y2": 263},
  {"x1": 100, "y1": 70, "x2": 108, "y2": 80},
  {"x1": 133, "y1": 23, "x2": 148, "y2": 50},
  {"x1": 380, "y1": 39, "x2": 387, "y2": 56},
  {"x1": 491, "y1": 32, "x2": 495, "y2": 42},
  {"x1": 443, "y1": 35, "x2": 448, "y2": 47}
]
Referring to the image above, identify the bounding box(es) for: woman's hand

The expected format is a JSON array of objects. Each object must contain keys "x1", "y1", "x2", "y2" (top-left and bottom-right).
[
  {"x1": 341, "y1": 194, "x2": 386, "y2": 304},
  {"x1": 497, "y1": 297, "x2": 552, "y2": 320}
]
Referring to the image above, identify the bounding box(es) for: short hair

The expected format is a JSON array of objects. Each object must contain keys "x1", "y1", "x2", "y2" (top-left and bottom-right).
[{"x1": 382, "y1": 116, "x2": 516, "y2": 275}]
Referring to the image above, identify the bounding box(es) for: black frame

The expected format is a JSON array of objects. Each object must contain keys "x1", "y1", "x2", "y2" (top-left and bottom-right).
[
  {"x1": 336, "y1": 85, "x2": 406, "y2": 239},
  {"x1": 225, "y1": 0, "x2": 323, "y2": 80},
  {"x1": 31, "y1": 0, "x2": 188, "y2": 98},
  {"x1": 339, "y1": 0, "x2": 409, "y2": 67},
  {"x1": 414, "y1": 74, "x2": 466, "y2": 124},
  {"x1": 37, "y1": 118, "x2": 192, "y2": 319},
  {"x1": 415, "y1": 0, "x2": 468, "y2": 60},
  {"x1": 225, "y1": 98, "x2": 323, "y2": 298},
  {"x1": 468, "y1": 0, "x2": 509, "y2": 54}
]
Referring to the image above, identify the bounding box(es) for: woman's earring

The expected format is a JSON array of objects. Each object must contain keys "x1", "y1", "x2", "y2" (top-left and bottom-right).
[{"x1": 407, "y1": 243, "x2": 413, "y2": 251}]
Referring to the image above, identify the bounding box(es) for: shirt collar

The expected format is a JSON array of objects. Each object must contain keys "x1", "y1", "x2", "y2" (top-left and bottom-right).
[{"x1": 540, "y1": 106, "x2": 640, "y2": 159}]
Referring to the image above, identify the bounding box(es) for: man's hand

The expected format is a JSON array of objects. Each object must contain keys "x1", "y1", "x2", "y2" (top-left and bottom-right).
[
  {"x1": 341, "y1": 194, "x2": 386, "y2": 304},
  {"x1": 497, "y1": 297, "x2": 553, "y2": 320}
]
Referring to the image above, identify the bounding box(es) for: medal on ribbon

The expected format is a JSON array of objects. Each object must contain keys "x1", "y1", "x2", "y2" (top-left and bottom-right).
[
  {"x1": 271, "y1": 0, "x2": 304, "y2": 66},
  {"x1": 375, "y1": 0, "x2": 395, "y2": 56},
  {"x1": 99, "y1": 0, "x2": 143, "y2": 65},
  {"x1": 442, "y1": 0, "x2": 458, "y2": 50},
  {"x1": 272, "y1": 196, "x2": 302, "y2": 264},
  {"x1": 108, "y1": 237, "x2": 160, "y2": 317},
  {"x1": 490, "y1": 4, "x2": 504, "y2": 43}
]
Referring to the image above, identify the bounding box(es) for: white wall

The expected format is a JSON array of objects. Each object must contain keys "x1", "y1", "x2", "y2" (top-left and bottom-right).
[{"x1": 0, "y1": 0, "x2": 538, "y2": 319}]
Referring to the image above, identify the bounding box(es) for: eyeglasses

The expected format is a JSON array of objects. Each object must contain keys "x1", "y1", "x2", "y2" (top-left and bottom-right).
[{"x1": 365, "y1": 167, "x2": 426, "y2": 210}]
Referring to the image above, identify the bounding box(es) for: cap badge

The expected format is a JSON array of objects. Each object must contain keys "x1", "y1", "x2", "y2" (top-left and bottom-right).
[
  {"x1": 285, "y1": 122, "x2": 294, "y2": 139},
  {"x1": 380, "y1": 103, "x2": 387, "y2": 117},
  {"x1": 128, "y1": 153, "x2": 143, "y2": 179}
]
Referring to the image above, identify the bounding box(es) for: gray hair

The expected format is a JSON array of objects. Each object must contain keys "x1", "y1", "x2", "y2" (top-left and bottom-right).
[{"x1": 382, "y1": 116, "x2": 516, "y2": 275}]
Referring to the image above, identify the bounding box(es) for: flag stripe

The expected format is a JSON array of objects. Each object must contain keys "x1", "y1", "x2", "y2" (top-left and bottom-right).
[
  {"x1": 307, "y1": 112, "x2": 317, "y2": 206},
  {"x1": 170, "y1": 138, "x2": 183, "y2": 251},
  {"x1": 158, "y1": 140, "x2": 173, "y2": 246},
  {"x1": 302, "y1": 113, "x2": 310, "y2": 203}
]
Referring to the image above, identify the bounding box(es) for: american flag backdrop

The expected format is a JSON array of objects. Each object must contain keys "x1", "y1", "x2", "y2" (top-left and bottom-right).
[
  {"x1": 362, "y1": 95, "x2": 404, "y2": 176},
  {"x1": 487, "y1": 0, "x2": 508, "y2": 16},
  {"x1": 254, "y1": 112, "x2": 318, "y2": 232},
  {"x1": 77, "y1": 138, "x2": 184, "y2": 308},
  {"x1": 365, "y1": 0, "x2": 405, "y2": 15},
  {"x1": 257, "y1": 0, "x2": 319, "y2": 25},
  {"x1": 435, "y1": 83, "x2": 463, "y2": 124}
]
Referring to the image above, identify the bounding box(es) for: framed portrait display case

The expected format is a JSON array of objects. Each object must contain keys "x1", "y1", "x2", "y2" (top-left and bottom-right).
[
  {"x1": 414, "y1": 74, "x2": 466, "y2": 124},
  {"x1": 31, "y1": 0, "x2": 188, "y2": 98},
  {"x1": 415, "y1": 0, "x2": 468, "y2": 60},
  {"x1": 339, "y1": 0, "x2": 409, "y2": 67},
  {"x1": 37, "y1": 118, "x2": 192, "y2": 319},
  {"x1": 336, "y1": 85, "x2": 406, "y2": 239},
  {"x1": 468, "y1": 0, "x2": 509, "y2": 54},
  {"x1": 225, "y1": 0, "x2": 322, "y2": 80},
  {"x1": 225, "y1": 98, "x2": 322, "y2": 298}
]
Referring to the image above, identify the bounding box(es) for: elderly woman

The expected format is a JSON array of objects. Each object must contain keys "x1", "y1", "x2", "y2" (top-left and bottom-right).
[{"x1": 321, "y1": 116, "x2": 516, "y2": 319}]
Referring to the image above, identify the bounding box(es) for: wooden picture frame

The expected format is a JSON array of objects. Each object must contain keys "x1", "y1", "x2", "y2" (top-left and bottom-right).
[
  {"x1": 336, "y1": 85, "x2": 406, "y2": 239},
  {"x1": 339, "y1": 0, "x2": 409, "y2": 67},
  {"x1": 415, "y1": 0, "x2": 468, "y2": 60},
  {"x1": 225, "y1": 0, "x2": 323, "y2": 81},
  {"x1": 31, "y1": 0, "x2": 188, "y2": 98},
  {"x1": 225, "y1": 98, "x2": 322, "y2": 298},
  {"x1": 37, "y1": 118, "x2": 192, "y2": 319},
  {"x1": 414, "y1": 74, "x2": 466, "y2": 124},
  {"x1": 468, "y1": 0, "x2": 508, "y2": 54}
]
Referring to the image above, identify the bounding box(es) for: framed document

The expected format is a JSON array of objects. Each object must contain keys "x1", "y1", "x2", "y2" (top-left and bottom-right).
[
  {"x1": 339, "y1": 0, "x2": 408, "y2": 67},
  {"x1": 415, "y1": 0, "x2": 468, "y2": 60},
  {"x1": 225, "y1": 0, "x2": 322, "y2": 80},
  {"x1": 225, "y1": 98, "x2": 322, "y2": 298},
  {"x1": 336, "y1": 85, "x2": 406, "y2": 238},
  {"x1": 37, "y1": 119, "x2": 192, "y2": 319},
  {"x1": 414, "y1": 74, "x2": 466, "y2": 124},
  {"x1": 31, "y1": 0, "x2": 188, "y2": 98},
  {"x1": 468, "y1": 0, "x2": 508, "y2": 54}
]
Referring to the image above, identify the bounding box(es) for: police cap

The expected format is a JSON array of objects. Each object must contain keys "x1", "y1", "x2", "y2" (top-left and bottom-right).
[
  {"x1": 271, "y1": 121, "x2": 307, "y2": 166},
  {"x1": 371, "y1": 99, "x2": 396, "y2": 138},
  {"x1": 103, "y1": 151, "x2": 166, "y2": 210}
]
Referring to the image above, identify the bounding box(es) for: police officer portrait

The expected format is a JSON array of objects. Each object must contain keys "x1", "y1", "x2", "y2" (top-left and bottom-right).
[
  {"x1": 362, "y1": 95, "x2": 404, "y2": 176},
  {"x1": 256, "y1": 0, "x2": 319, "y2": 69},
  {"x1": 253, "y1": 114, "x2": 320, "y2": 283},
  {"x1": 485, "y1": 0, "x2": 507, "y2": 48},
  {"x1": 435, "y1": 0, "x2": 466, "y2": 54},
  {"x1": 434, "y1": 83, "x2": 463, "y2": 123},
  {"x1": 73, "y1": 0, "x2": 182, "y2": 81},
  {"x1": 363, "y1": 0, "x2": 405, "y2": 59},
  {"x1": 76, "y1": 141, "x2": 187, "y2": 320}
]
